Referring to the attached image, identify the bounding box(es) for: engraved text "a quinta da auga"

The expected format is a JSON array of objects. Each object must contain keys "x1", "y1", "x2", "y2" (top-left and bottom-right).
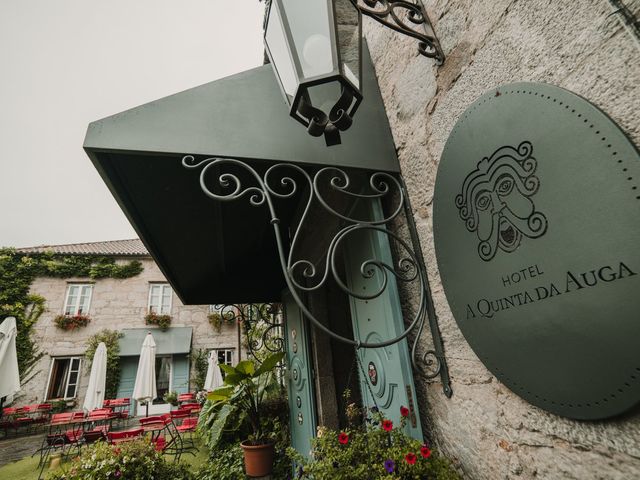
[{"x1": 466, "y1": 262, "x2": 636, "y2": 319}]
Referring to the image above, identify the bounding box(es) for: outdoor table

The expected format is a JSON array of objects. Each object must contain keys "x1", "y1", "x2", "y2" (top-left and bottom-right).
[{"x1": 137, "y1": 416, "x2": 185, "y2": 460}]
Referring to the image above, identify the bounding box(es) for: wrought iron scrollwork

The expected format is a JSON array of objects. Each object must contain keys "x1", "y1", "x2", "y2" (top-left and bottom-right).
[
  {"x1": 352, "y1": 0, "x2": 444, "y2": 63},
  {"x1": 183, "y1": 156, "x2": 451, "y2": 396},
  {"x1": 212, "y1": 303, "x2": 285, "y2": 366}
]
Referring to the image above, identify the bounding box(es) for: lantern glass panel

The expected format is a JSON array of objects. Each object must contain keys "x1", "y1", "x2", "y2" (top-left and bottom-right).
[
  {"x1": 305, "y1": 81, "x2": 343, "y2": 114},
  {"x1": 281, "y1": 0, "x2": 336, "y2": 80},
  {"x1": 334, "y1": 0, "x2": 361, "y2": 89},
  {"x1": 265, "y1": 0, "x2": 298, "y2": 101}
]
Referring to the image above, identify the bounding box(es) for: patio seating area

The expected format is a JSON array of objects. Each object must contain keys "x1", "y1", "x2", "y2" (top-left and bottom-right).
[{"x1": 0, "y1": 396, "x2": 203, "y2": 480}]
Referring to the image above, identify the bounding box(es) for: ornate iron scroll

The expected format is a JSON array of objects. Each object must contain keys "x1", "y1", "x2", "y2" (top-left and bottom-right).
[
  {"x1": 352, "y1": 0, "x2": 444, "y2": 63},
  {"x1": 212, "y1": 303, "x2": 284, "y2": 366},
  {"x1": 182, "y1": 156, "x2": 451, "y2": 396}
]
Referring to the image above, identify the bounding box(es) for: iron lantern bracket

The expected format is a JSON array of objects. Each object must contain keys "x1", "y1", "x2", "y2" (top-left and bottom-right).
[{"x1": 351, "y1": 0, "x2": 445, "y2": 64}]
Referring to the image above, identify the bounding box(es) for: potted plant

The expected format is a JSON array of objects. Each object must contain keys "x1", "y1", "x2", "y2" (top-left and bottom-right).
[
  {"x1": 207, "y1": 352, "x2": 284, "y2": 477},
  {"x1": 163, "y1": 391, "x2": 179, "y2": 407}
]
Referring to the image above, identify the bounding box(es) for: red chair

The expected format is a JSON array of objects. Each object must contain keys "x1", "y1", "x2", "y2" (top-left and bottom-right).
[
  {"x1": 71, "y1": 411, "x2": 85, "y2": 420},
  {"x1": 176, "y1": 417, "x2": 198, "y2": 432},
  {"x1": 177, "y1": 393, "x2": 195, "y2": 403},
  {"x1": 107, "y1": 428, "x2": 144, "y2": 444},
  {"x1": 14, "y1": 405, "x2": 36, "y2": 433},
  {"x1": 82, "y1": 425, "x2": 109, "y2": 446},
  {"x1": 35, "y1": 404, "x2": 52, "y2": 425},
  {"x1": 108, "y1": 398, "x2": 131, "y2": 423},
  {"x1": 1, "y1": 407, "x2": 17, "y2": 436},
  {"x1": 152, "y1": 435, "x2": 167, "y2": 452},
  {"x1": 180, "y1": 402, "x2": 201, "y2": 415},
  {"x1": 139, "y1": 415, "x2": 165, "y2": 428}
]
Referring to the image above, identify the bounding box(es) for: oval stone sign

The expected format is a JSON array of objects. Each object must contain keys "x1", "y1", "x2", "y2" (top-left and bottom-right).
[{"x1": 433, "y1": 82, "x2": 640, "y2": 420}]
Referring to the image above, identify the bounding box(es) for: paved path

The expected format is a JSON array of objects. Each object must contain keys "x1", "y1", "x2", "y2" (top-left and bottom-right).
[{"x1": 0, "y1": 431, "x2": 44, "y2": 467}]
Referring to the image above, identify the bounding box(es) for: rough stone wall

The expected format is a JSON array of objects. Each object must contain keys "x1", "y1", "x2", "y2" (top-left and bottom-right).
[
  {"x1": 364, "y1": 1, "x2": 640, "y2": 478},
  {"x1": 22, "y1": 256, "x2": 239, "y2": 407}
]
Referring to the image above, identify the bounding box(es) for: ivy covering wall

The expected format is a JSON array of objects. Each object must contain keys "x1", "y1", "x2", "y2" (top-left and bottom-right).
[
  {"x1": 0, "y1": 248, "x2": 143, "y2": 385},
  {"x1": 85, "y1": 329, "x2": 124, "y2": 400}
]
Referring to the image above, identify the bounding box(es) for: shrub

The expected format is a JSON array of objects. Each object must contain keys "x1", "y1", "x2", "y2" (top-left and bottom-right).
[
  {"x1": 163, "y1": 391, "x2": 179, "y2": 406},
  {"x1": 48, "y1": 438, "x2": 194, "y2": 480},
  {"x1": 190, "y1": 348, "x2": 208, "y2": 391},
  {"x1": 144, "y1": 312, "x2": 171, "y2": 331},
  {"x1": 195, "y1": 444, "x2": 245, "y2": 480},
  {"x1": 50, "y1": 399, "x2": 73, "y2": 414},
  {"x1": 288, "y1": 395, "x2": 460, "y2": 480},
  {"x1": 53, "y1": 314, "x2": 90, "y2": 331}
]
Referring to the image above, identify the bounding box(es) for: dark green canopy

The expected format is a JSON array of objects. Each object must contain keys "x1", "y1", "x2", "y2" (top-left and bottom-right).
[{"x1": 84, "y1": 43, "x2": 399, "y2": 304}]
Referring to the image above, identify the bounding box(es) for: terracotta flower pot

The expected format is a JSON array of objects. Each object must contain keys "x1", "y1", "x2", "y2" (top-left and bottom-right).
[{"x1": 241, "y1": 439, "x2": 275, "y2": 477}]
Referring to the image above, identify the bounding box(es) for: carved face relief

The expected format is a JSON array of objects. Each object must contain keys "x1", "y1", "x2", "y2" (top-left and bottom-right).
[
  {"x1": 367, "y1": 362, "x2": 378, "y2": 386},
  {"x1": 455, "y1": 141, "x2": 548, "y2": 261}
]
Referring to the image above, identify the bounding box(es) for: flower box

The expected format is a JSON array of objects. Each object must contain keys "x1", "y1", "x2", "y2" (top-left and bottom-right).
[
  {"x1": 54, "y1": 314, "x2": 91, "y2": 331},
  {"x1": 145, "y1": 312, "x2": 172, "y2": 331}
]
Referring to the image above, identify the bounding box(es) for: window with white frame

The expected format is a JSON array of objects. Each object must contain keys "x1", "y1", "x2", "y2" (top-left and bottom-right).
[
  {"x1": 148, "y1": 283, "x2": 172, "y2": 314},
  {"x1": 63, "y1": 284, "x2": 93, "y2": 315},
  {"x1": 46, "y1": 357, "x2": 82, "y2": 400},
  {"x1": 215, "y1": 348, "x2": 234, "y2": 366}
]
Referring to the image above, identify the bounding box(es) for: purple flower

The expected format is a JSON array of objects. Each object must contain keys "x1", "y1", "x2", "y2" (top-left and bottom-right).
[
  {"x1": 384, "y1": 459, "x2": 395, "y2": 473},
  {"x1": 115, "y1": 471, "x2": 122, "y2": 478}
]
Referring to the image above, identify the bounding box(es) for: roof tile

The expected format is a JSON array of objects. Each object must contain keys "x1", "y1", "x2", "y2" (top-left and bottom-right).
[{"x1": 16, "y1": 239, "x2": 148, "y2": 256}]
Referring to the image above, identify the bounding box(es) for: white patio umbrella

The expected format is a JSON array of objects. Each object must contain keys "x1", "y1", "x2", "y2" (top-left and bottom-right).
[
  {"x1": 0, "y1": 317, "x2": 21, "y2": 408},
  {"x1": 132, "y1": 332, "x2": 157, "y2": 417},
  {"x1": 203, "y1": 350, "x2": 224, "y2": 391},
  {"x1": 83, "y1": 342, "x2": 107, "y2": 413}
]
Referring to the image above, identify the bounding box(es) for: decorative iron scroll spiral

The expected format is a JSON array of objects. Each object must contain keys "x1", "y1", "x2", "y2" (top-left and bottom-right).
[
  {"x1": 352, "y1": 0, "x2": 444, "y2": 63},
  {"x1": 182, "y1": 155, "x2": 443, "y2": 381},
  {"x1": 212, "y1": 303, "x2": 284, "y2": 365}
]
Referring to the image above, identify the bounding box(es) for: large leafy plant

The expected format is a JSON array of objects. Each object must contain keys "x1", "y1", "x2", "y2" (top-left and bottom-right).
[{"x1": 203, "y1": 352, "x2": 284, "y2": 446}]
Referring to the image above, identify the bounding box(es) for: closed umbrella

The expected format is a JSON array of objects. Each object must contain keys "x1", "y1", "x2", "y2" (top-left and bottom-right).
[
  {"x1": 132, "y1": 332, "x2": 157, "y2": 417},
  {"x1": 83, "y1": 342, "x2": 107, "y2": 413},
  {"x1": 0, "y1": 317, "x2": 20, "y2": 412},
  {"x1": 203, "y1": 350, "x2": 224, "y2": 391}
]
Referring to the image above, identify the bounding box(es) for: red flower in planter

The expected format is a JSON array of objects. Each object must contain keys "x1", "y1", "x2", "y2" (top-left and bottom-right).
[
  {"x1": 381, "y1": 419, "x2": 393, "y2": 432},
  {"x1": 404, "y1": 452, "x2": 417, "y2": 465},
  {"x1": 338, "y1": 432, "x2": 349, "y2": 445},
  {"x1": 420, "y1": 445, "x2": 432, "y2": 458},
  {"x1": 400, "y1": 406, "x2": 410, "y2": 417}
]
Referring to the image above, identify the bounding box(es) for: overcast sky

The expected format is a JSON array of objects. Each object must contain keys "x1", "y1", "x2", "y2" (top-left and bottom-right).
[{"x1": 0, "y1": 0, "x2": 265, "y2": 248}]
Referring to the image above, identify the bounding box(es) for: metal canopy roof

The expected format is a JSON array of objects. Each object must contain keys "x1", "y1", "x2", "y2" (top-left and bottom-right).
[
  {"x1": 119, "y1": 327, "x2": 192, "y2": 356},
  {"x1": 84, "y1": 43, "x2": 399, "y2": 304}
]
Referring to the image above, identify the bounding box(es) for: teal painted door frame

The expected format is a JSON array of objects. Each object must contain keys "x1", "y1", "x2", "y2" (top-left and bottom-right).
[
  {"x1": 283, "y1": 290, "x2": 317, "y2": 459},
  {"x1": 344, "y1": 199, "x2": 423, "y2": 440}
]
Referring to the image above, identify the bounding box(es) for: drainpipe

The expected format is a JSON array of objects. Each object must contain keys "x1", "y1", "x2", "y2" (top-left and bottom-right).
[{"x1": 237, "y1": 321, "x2": 242, "y2": 363}]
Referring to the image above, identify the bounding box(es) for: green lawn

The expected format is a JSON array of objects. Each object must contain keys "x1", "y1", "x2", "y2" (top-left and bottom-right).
[
  {"x1": 0, "y1": 454, "x2": 55, "y2": 480},
  {"x1": 0, "y1": 439, "x2": 209, "y2": 480}
]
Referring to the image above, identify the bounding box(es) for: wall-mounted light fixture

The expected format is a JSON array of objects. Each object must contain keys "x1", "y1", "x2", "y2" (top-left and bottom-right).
[{"x1": 264, "y1": 0, "x2": 444, "y2": 146}]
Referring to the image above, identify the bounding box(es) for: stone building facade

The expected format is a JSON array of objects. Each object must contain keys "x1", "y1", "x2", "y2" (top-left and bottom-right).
[
  {"x1": 363, "y1": 1, "x2": 640, "y2": 479},
  {"x1": 16, "y1": 239, "x2": 242, "y2": 412}
]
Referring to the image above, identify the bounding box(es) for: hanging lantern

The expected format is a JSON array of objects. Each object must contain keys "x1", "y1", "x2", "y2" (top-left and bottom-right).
[{"x1": 264, "y1": 0, "x2": 362, "y2": 146}]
